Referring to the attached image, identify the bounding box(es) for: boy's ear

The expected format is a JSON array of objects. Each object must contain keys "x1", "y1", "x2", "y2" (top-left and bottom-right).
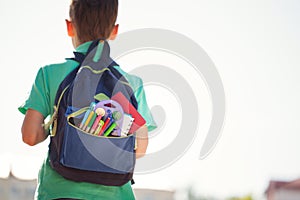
[
  {"x1": 109, "y1": 24, "x2": 119, "y2": 40},
  {"x1": 66, "y1": 19, "x2": 75, "y2": 37}
]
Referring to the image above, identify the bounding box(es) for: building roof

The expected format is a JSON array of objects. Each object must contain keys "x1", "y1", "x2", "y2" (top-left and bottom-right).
[
  {"x1": 283, "y1": 179, "x2": 300, "y2": 190},
  {"x1": 265, "y1": 178, "x2": 300, "y2": 195}
]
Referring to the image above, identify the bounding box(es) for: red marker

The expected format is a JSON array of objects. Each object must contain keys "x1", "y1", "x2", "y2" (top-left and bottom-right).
[{"x1": 98, "y1": 117, "x2": 111, "y2": 136}]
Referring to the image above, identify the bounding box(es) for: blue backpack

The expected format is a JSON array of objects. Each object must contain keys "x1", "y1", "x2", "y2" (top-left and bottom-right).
[{"x1": 48, "y1": 40, "x2": 139, "y2": 186}]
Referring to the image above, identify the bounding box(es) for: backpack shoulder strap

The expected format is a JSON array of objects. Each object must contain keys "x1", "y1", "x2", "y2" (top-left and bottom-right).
[
  {"x1": 44, "y1": 40, "x2": 101, "y2": 134},
  {"x1": 67, "y1": 40, "x2": 100, "y2": 63},
  {"x1": 55, "y1": 40, "x2": 102, "y2": 103}
]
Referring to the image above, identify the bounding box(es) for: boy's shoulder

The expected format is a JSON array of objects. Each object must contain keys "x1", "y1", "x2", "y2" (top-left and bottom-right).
[
  {"x1": 35, "y1": 59, "x2": 80, "y2": 93},
  {"x1": 38, "y1": 59, "x2": 79, "y2": 82},
  {"x1": 42, "y1": 59, "x2": 78, "y2": 73}
]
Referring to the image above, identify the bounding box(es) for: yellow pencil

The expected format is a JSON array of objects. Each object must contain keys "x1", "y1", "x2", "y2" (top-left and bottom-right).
[{"x1": 82, "y1": 111, "x2": 95, "y2": 130}]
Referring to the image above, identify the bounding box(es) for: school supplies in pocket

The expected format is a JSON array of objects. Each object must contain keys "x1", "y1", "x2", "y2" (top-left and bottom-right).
[{"x1": 72, "y1": 99, "x2": 131, "y2": 137}]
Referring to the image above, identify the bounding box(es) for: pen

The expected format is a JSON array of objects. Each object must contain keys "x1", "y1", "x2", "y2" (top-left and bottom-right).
[{"x1": 103, "y1": 122, "x2": 117, "y2": 137}]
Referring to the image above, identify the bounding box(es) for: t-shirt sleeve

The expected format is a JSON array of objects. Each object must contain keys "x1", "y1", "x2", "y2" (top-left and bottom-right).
[
  {"x1": 133, "y1": 78, "x2": 157, "y2": 132},
  {"x1": 18, "y1": 67, "x2": 50, "y2": 118}
]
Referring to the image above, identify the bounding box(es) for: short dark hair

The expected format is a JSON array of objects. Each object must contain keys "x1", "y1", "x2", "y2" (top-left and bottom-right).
[{"x1": 69, "y1": 0, "x2": 118, "y2": 43}]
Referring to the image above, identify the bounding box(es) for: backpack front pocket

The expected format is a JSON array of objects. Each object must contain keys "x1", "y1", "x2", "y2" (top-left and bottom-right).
[{"x1": 59, "y1": 111, "x2": 136, "y2": 174}]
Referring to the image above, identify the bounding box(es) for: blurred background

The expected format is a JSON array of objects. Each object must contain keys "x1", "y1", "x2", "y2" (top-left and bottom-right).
[{"x1": 0, "y1": 0, "x2": 300, "y2": 199}]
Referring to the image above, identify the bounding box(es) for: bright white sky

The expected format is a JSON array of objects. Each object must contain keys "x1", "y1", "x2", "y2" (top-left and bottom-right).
[{"x1": 1, "y1": 0, "x2": 300, "y2": 199}]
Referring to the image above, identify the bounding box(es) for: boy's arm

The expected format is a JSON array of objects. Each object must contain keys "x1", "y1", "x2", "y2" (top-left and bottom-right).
[
  {"x1": 135, "y1": 125, "x2": 149, "y2": 159},
  {"x1": 21, "y1": 109, "x2": 49, "y2": 146}
]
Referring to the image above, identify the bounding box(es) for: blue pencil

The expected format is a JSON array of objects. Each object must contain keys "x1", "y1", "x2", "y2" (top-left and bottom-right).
[{"x1": 79, "y1": 102, "x2": 95, "y2": 129}]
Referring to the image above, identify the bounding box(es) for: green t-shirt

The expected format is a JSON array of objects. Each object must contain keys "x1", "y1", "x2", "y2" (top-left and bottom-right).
[{"x1": 19, "y1": 41, "x2": 156, "y2": 200}]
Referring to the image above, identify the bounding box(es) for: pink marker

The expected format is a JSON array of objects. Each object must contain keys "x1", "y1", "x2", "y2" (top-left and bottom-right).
[{"x1": 90, "y1": 108, "x2": 105, "y2": 134}]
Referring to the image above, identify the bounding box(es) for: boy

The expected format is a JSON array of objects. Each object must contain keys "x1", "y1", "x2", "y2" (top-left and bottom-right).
[{"x1": 19, "y1": 0, "x2": 156, "y2": 199}]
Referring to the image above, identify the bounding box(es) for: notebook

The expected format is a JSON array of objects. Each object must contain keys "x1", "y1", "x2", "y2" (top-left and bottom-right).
[
  {"x1": 120, "y1": 113, "x2": 134, "y2": 136},
  {"x1": 111, "y1": 92, "x2": 146, "y2": 133}
]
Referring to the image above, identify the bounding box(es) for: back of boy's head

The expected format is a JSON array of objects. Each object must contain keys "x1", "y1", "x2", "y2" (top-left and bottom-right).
[{"x1": 69, "y1": 0, "x2": 118, "y2": 43}]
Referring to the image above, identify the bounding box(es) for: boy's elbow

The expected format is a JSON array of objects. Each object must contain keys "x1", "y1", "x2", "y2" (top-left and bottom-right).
[
  {"x1": 23, "y1": 138, "x2": 36, "y2": 146},
  {"x1": 21, "y1": 109, "x2": 46, "y2": 146},
  {"x1": 135, "y1": 137, "x2": 148, "y2": 159},
  {"x1": 21, "y1": 126, "x2": 37, "y2": 146},
  {"x1": 136, "y1": 151, "x2": 147, "y2": 159},
  {"x1": 135, "y1": 125, "x2": 149, "y2": 159}
]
